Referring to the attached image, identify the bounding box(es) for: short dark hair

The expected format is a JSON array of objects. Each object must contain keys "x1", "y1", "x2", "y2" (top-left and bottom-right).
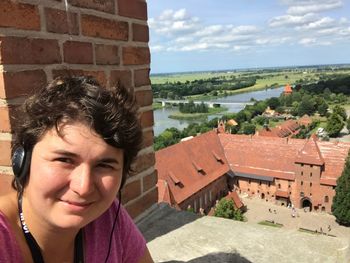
[{"x1": 12, "y1": 76, "x2": 143, "y2": 191}]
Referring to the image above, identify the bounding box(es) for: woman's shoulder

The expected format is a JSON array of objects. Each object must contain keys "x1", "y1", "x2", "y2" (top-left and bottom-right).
[
  {"x1": 84, "y1": 200, "x2": 146, "y2": 263},
  {"x1": 0, "y1": 194, "x2": 24, "y2": 262}
]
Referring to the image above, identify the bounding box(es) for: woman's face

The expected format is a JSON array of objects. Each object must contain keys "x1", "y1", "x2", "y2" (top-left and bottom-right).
[{"x1": 23, "y1": 122, "x2": 123, "y2": 230}]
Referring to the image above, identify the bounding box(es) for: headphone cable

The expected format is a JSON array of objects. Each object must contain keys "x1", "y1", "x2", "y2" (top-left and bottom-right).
[{"x1": 104, "y1": 191, "x2": 122, "y2": 263}]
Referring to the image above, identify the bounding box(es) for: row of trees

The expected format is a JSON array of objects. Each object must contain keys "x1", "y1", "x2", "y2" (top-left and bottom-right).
[
  {"x1": 179, "y1": 101, "x2": 208, "y2": 114},
  {"x1": 152, "y1": 75, "x2": 257, "y2": 99}
]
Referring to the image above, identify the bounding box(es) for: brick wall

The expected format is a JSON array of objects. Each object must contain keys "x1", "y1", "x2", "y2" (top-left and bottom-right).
[{"x1": 0, "y1": 0, "x2": 157, "y2": 221}]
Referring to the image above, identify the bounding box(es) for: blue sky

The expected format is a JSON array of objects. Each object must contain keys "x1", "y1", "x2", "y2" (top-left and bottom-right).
[{"x1": 147, "y1": 0, "x2": 350, "y2": 73}]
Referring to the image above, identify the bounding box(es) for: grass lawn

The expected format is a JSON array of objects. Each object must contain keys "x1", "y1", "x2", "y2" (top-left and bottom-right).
[{"x1": 168, "y1": 107, "x2": 228, "y2": 120}]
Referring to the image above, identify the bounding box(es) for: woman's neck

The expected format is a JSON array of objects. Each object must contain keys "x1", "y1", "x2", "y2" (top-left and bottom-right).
[{"x1": 20, "y1": 195, "x2": 79, "y2": 263}]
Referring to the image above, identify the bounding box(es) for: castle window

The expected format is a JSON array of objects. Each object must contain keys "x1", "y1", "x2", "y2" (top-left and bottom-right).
[
  {"x1": 310, "y1": 165, "x2": 313, "y2": 168},
  {"x1": 325, "y1": 196, "x2": 329, "y2": 203},
  {"x1": 301, "y1": 164, "x2": 304, "y2": 167},
  {"x1": 310, "y1": 182, "x2": 312, "y2": 187},
  {"x1": 268, "y1": 182, "x2": 271, "y2": 187},
  {"x1": 259, "y1": 181, "x2": 262, "y2": 186},
  {"x1": 301, "y1": 181, "x2": 303, "y2": 186},
  {"x1": 278, "y1": 183, "x2": 281, "y2": 189},
  {"x1": 310, "y1": 172, "x2": 312, "y2": 177},
  {"x1": 248, "y1": 179, "x2": 251, "y2": 184}
]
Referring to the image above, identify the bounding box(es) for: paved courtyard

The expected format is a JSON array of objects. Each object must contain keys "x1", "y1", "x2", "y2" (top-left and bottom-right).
[{"x1": 241, "y1": 195, "x2": 350, "y2": 238}]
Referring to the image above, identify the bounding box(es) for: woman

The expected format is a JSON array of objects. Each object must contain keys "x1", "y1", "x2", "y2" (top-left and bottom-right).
[{"x1": 0, "y1": 76, "x2": 153, "y2": 262}]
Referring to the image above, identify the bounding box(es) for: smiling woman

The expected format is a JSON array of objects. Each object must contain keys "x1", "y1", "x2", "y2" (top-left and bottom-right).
[{"x1": 0, "y1": 76, "x2": 154, "y2": 263}]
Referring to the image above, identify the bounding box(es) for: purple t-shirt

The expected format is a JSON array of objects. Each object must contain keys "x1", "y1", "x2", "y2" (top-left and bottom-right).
[{"x1": 0, "y1": 200, "x2": 146, "y2": 263}]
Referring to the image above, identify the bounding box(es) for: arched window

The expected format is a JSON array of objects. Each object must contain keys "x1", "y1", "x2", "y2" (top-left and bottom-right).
[
  {"x1": 325, "y1": 196, "x2": 329, "y2": 203},
  {"x1": 278, "y1": 183, "x2": 281, "y2": 189}
]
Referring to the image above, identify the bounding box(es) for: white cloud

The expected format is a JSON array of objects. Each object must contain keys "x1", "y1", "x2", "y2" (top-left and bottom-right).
[
  {"x1": 149, "y1": 9, "x2": 200, "y2": 36},
  {"x1": 269, "y1": 13, "x2": 317, "y2": 27},
  {"x1": 287, "y1": 0, "x2": 343, "y2": 15},
  {"x1": 296, "y1": 17, "x2": 335, "y2": 30}
]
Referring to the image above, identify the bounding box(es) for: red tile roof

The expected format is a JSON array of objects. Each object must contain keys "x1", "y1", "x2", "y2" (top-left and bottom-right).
[
  {"x1": 284, "y1": 84, "x2": 293, "y2": 94},
  {"x1": 295, "y1": 136, "x2": 325, "y2": 166},
  {"x1": 219, "y1": 134, "x2": 350, "y2": 184},
  {"x1": 156, "y1": 131, "x2": 230, "y2": 205},
  {"x1": 257, "y1": 120, "x2": 300, "y2": 138}
]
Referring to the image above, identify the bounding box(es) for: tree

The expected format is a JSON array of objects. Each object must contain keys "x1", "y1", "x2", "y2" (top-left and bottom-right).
[
  {"x1": 317, "y1": 100, "x2": 329, "y2": 116},
  {"x1": 267, "y1": 97, "x2": 280, "y2": 110},
  {"x1": 347, "y1": 117, "x2": 350, "y2": 133},
  {"x1": 332, "y1": 152, "x2": 350, "y2": 226},
  {"x1": 325, "y1": 113, "x2": 344, "y2": 137},
  {"x1": 297, "y1": 95, "x2": 316, "y2": 116},
  {"x1": 333, "y1": 105, "x2": 347, "y2": 121},
  {"x1": 242, "y1": 123, "x2": 256, "y2": 135},
  {"x1": 214, "y1": 198, "x2": 244, "y2": 221}
]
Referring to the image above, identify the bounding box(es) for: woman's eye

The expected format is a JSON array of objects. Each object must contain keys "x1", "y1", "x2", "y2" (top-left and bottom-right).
[
  {"x1": 55, "y1": 157, "x2": 73, "y2": 164},
  {"x1": 98, "y1": 163, "x2": 114, "y2": 170}
]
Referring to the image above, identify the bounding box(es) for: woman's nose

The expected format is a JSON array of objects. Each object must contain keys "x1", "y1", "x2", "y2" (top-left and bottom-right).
[{"x1": 70, "y1": 164, "x2": 94, "y2": 196}]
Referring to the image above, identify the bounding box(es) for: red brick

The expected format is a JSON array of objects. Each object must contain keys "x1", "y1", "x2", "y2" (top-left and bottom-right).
[
  {"x1": 135, "y1": 90, "x2": 152, "y2": 107},
  {"x1": 95, "y1": 44, "x2": 119, "y2": 65},
  {"x1": 118, "y1": 0, "x2": 147, "y2": 20},
  {"x1": 121, "y1": 179, "x2": 141, "y2": 204},
  {"x1": 143, "y1": 171, "x2": 158, "y2": 192},
  {"x1": 140, "y1": 110, "x2": 154, "y2": 128},
  {"x1": 0, "y1": 0, "x2": 40, "y2": 31},
  {"x1": 142, "y1": 130, "x2": 154, "y2": 148},
  {"x1": 125, "y1": 187, "x2": 158, "y2": 219},
  {"x1": 0, "y1": 70, "x2": 47, "y2": 99},
  {"x1": 0, "y1": 140, "x2": 11, "y2": 166},
  {"x1": 63, "y1": 41, "x2": 93, "y2": 64},
  {"x1": 0, "y1": 106, "x2": 11, "y2": 132},
  {"x1": 81, "y1": 14, "x2": 128, "y2": 41},
  {"x1": 0, "y1": 37, "x2": 61, "y2": 65},
  {"x1": 132, "y1": 24, "x2": 149, "y2": 42},
  {"x1": 122, "y1": 47, "x2": 150, "y2": 65},
  {"x1": 69, "y1": 0, "x2": 115, "y2": 14},
  {"x1": 110, "y1": 70, "x2": 132, "y2": 90},
  {"x1": 52, "y1": 69, "x2": 107, "y2": 87},
  {"x1": 134, "y1": 68, "x2": 150, "y2": 87},
  {"x1": 45, "y1": 7, "x2": 79, "y2": 35},
  {"x1": 132, "y1": 152, "x2": 155, "y2": 174}
]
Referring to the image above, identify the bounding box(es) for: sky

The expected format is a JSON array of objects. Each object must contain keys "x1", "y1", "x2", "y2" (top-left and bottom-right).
[{"x1": 147, "y1": 0, "x2": 350, "y2": 74}]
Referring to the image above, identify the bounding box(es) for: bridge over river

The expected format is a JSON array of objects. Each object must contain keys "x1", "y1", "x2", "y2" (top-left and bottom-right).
[{"x1": 155, "y1": 99, "x2": 254, "y2": 108}]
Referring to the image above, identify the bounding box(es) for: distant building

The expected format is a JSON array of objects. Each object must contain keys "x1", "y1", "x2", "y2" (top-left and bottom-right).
[
  {"x1": 284, "y1": 84, "x2": 293, "y2": 95},
  {"x1": 156, "y1": 131, "x2": 350, "y2": 214},
  {"x1": 256, "y1": 115, "x2": 313, "y2": 138}
]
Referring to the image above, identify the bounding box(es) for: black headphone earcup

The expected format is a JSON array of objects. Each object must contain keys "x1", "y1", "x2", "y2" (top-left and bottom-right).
[{"x1": 12, "y1": 147, "x2": 31, "y2": 180}]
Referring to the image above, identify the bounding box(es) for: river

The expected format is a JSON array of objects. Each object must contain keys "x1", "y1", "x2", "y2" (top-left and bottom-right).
[{"x1": 153, "y1": 86, "x2": 284, "y2": 136}]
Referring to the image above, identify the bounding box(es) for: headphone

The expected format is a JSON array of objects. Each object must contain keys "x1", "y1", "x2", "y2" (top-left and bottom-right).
[{"x1": 12, "y1": 146, "x2": 32, "y2": 182}]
